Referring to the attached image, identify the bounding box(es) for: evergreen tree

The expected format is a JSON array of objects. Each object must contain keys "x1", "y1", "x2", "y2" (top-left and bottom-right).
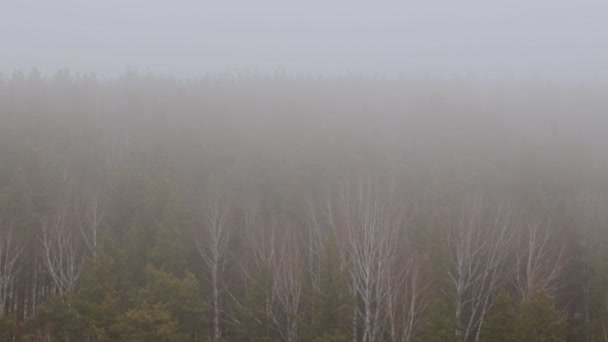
[
  {"x1": 120, "y1": 302, "x2": 179, "y2": 342},
  {"x1": 514, "y1": 290, "x2": 566, "y2": 342},
  {"x1": 122, "y1": 265, "x2": 207, "y2": 341},
  {"x1": 423, "y1": 298, "x2": 456, "y2": 342},
  {"x1": 233, "y1": 264, "x2": 275, "y2": 342},
  {"x1": 480, "y1": 289, "x2": 516, "y2": 342}
]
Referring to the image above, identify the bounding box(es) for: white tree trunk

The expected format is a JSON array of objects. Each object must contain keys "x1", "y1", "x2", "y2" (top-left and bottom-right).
[
  {"x1": 195, "y1": 193, "x2": 230, "y2": 342},
  {"x1": 41, "y1": 207, "x2": 86, "y2": 295},
  {"x1": 447, "y1": 197, "x2": 515, "y2": 342},
  {"x1": 0, "y1": 225, "x2": 22, "y2": 314},
  {"x1": 515, "y1": 221, "x2": 563, "y2": 301},
  {"x1": 330, "y1": 180, "x2": 407, "y2": 342}
]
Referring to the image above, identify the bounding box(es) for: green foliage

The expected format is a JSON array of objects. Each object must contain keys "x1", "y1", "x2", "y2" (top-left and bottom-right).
[
  {"x1": 0, "y1": 315, "x2": 16, "y2": 341},
  {"x1": 233, "y1": 264, "x2": 275, "y2": 341},
  {"x1": 72, "y1": 238, "x2": 129, "y2": 340},
  {"x1": 79, "y1": 235, "x2": 128, "y2": 303},
  {"x1": 514, "y1": 291, "x2": 566, "y2": 342},
  {"x1": 423, "y1": 298, "x2": 456, "y2": 342},
  {"x1": 119, "y1": 265, "x2": 207, "y2": 341},
  {"x1": 85, "y1": 293, "x2": 124, "y2": 341},
  {"x1": 121, "y1": 303, "x2": 178, "y2": 342},
  {"x1": 139, "y1": 265, "x2": 207, "y2": 338},
  {"x1": 24, "y1": 295, "x2": 87, "y2": 341},
  {"x1": 480, "y1": 289, "x2": 517, "y2": 342}
]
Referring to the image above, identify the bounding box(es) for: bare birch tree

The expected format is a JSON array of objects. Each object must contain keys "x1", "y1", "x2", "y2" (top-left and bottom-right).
[
  {"x1": 0, "y1": 224, "x2": 22, "y2": 314},
  {"x1": 386, "y1": 253, "x2": 427, "y2": 342},
  {"x1": 195, "y1": 193, "x2": 230, "y2": 342},
  {"x1": 243, "y1": 201, "x2": 275, "y2": 274},
  {"x1": 515, "y1": 221, "x2": 564, "y2": 301},
  {"x1": 330, "y1": 180, "x2": 405, "y2": 342},
  {"x1": 75, "y1": 188, "x2": 105, "y2": 260},
  {"x1": 40, "y1": 208, "x2": 86, "y2": 295},
  {"x1": 447, "y1": 197, "x2": 516, "y2": 342},
  {"x1": 271, "y1": 229, "x2": 303, "y2": 342},
  {"x1": 233, "y1": 202, "x2": 280, "y2": 334},
  {"x1": 305, "y1": 200, "x2": 324, "y2": 295}
]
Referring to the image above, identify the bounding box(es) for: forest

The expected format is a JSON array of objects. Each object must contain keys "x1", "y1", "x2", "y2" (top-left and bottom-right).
[{"x1": 0, "y1": 70, "x2": 607, "y2": 341}]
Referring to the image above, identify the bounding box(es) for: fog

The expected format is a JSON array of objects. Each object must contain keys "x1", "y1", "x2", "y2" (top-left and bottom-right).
[
  {"x1": 2, "y1": 2, "x2": 608, "y2": 342},
  {"x1": 3, "y1": 0, "x2": 607, "y2": 80}
]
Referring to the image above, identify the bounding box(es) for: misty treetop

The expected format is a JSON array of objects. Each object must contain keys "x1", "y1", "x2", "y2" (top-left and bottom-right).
[{"x1": 0, "y1": 70, "x2": 607, "y2": 341}]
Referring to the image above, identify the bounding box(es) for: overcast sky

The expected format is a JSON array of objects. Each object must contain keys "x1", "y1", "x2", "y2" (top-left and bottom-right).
[{"x1": 1, "y1": 0, "x2": 607, "y2": 80}]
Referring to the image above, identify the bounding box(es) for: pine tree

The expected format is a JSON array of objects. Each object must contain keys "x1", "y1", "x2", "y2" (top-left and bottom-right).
[
  {"x1": 234, "y1": 264, "x2": 275, "y2": 342},
  {"x1": 480, "y1": 289, "x2": 516, "y2": 342},
  {"x1": 121, "y1": 302, "x2": 179, "y2": 342},
  {"x1": 130, "y1": 265, "x2": 207, "y2": 341},
  {"x1": 423, "y1": 298, "x2": 456, "y2": 342},
  {"x1": 514, "y1": 290, "x2": 566, "y2": 342}
]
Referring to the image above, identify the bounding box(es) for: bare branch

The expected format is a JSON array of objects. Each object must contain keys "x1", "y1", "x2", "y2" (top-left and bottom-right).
[
  {"x1": 40, "y1": 208, "x2": 86, "y2": 295},
  {"x1": 0, "y1": 223, "x2": 22, "y2": 314},
  {"x1": 194, "y1": 192, "x2": 231, "y2": 342},
  {"x1": 447, "y1": 196, "x2": 516, "y2": 342}
]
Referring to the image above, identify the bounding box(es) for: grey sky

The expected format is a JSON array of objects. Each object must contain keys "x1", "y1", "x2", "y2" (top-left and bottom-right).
[{"x1": 2, "y1": 0, "x2": 607, "y2": 80}]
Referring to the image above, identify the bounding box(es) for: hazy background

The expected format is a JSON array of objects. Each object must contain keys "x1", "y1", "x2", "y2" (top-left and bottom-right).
[
  {"x1": 2, "y1": 0, "x2": 607, "y2": 81},
  {"x1": 3, "y1": 2, "x2": 608, "y2": 341}
]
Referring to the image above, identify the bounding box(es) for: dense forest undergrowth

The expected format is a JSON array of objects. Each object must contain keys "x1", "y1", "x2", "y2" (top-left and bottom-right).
[{"x1": 0, "y1": 70, "x2": 607, "y2": 341}]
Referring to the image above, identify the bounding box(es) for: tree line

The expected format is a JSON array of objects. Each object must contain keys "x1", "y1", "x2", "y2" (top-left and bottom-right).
[{"x1": 0, "y1": 70, "x2": 607, "y2": 341}]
